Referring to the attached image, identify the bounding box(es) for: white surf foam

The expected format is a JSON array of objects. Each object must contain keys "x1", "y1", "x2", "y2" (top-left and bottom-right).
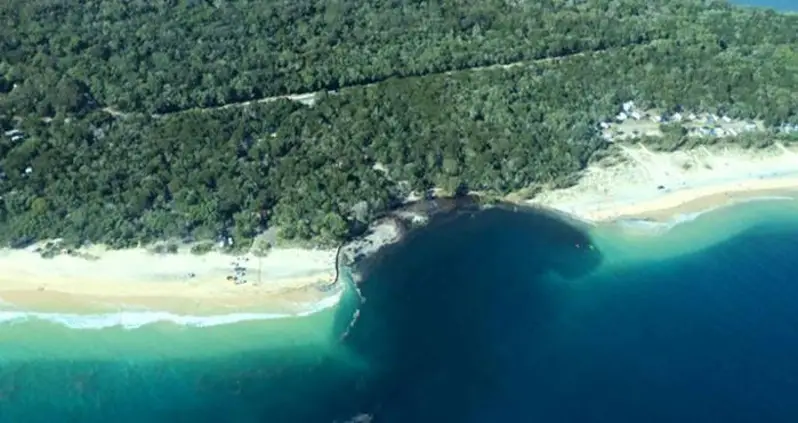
[
  {"x1": 614, "y1": 210, "x2": 705, "y2": 233},
  {"x1": 0, "y1": 290, "x2": 343, "y2": 330},
  {"x1": 614, "y1": 195, "x2": 797, "y2": 234}
]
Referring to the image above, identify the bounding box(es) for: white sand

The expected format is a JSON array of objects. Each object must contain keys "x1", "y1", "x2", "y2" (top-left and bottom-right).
[
  {"x1": 4, "y1": 142, "x2": 797, "y2": 314},
  {"x1": 0, "y1": 245, "x2": 338, "y2": 314},
  {"x1": 528, "y1": 142, "x2": 798, "y2": 222}
]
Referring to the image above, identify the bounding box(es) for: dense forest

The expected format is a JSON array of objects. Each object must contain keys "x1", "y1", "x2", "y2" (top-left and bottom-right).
[
  {"x1": 3, "y1": 0, "x2": 798, "y2": 115},
  {"x1": 1, "y1": 0, "x2": 797, "y2": 248}
]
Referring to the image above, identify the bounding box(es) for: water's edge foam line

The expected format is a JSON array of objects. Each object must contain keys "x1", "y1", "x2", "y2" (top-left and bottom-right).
[
  {"x1": 0, "y1": 289, "x2": 343, "y2": 329},
  {"x1": 3, "y1": 196, "x2": 793, "y2": 330},
  {"x1": 610, "y1": 195, "x2": 797, "y2": 233},
  {"x1": 0, "y1": 238, "x2": 356, "y2": 330}
]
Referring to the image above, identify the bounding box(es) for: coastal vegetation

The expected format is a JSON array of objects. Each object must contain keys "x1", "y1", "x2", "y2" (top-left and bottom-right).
[{"x1": 1, "y1": 0, "x2": 797, "y2": 248}]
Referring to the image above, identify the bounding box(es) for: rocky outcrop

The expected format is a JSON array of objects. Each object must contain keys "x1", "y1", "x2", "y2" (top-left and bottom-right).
[{"x1": 337, "y1": 195, "x2": 487, "y2": 278}]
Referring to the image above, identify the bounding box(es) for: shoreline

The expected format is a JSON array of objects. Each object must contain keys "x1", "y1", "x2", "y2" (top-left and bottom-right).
[
  {"x1": 0, "y1": 246, "x2": 340, "y2": 317},
  {"x1": 555, "y1": 174, "x2": 798, "y2": 224},
  {"x1": 529, "y1": 143, "x2": 798, "y2": 224},
  {"x1": 0, "y1": 289, "x2": 344, "y2": 329},
  {"x1": 609, "y1": 181, "x2": 798, "y2": 223},
  {"x1": 3, "y1": 143, "x2": 798, "y2": 320}
]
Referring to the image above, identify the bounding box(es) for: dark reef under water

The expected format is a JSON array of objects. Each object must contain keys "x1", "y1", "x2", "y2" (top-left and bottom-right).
[{"x1": 4, "y1": 200, "x2": 798, "y2": 423}]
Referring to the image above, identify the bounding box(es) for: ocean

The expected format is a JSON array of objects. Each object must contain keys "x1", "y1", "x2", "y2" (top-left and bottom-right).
[
  {"x1": 731, "y1": 0, "x2": 798, "y2": 12},
  {"x1": 2, "y1": 197, "x2": 798, "y2": 422}
]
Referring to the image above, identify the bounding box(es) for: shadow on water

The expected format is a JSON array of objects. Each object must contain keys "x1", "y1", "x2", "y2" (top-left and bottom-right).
[{"x1": 339, "y1": 205, "x2": 603, "y2": 422}]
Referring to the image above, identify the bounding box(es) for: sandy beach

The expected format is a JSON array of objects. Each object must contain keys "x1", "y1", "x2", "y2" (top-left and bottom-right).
[
  {"x1": 0, "y1": 245, "x2": 339, "y2": 315},
  {"x1": 3, "y1": 142, "x2": 798, "y2": 316},
  {"x1": 529, "y1": 142, "x2": 798, "y2": 222}
]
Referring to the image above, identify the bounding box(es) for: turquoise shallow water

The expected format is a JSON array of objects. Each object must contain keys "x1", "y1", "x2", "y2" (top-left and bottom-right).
[
  {"x1": 0, "y1": 285, "x2": 370, "y2": 422},
  {"x1": 2, "y1": 198, "x2": 798, "y2": 422}
]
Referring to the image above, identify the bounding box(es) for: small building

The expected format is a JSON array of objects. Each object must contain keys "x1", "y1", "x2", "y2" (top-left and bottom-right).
[
  {"x1": 630, "y1": 111, "x2": 642, "y2": 120},
  {"x1": 616, "y1": 112, "x2": 628, "y2": 121},
  {"x1": 688, "y1": 113, "x2": 697, "y2": 121},
  {"x1": 722, "y1": 115, "x2": 732, "y2": 123},
  {"x1": 599, "y1": 122, "x2": 610, "y2": 129},
  {"x1": 671, "y1": 113, "x2": 683, "y2": 122},
  {"x1": 651, "y1": 115, "x2": 662, "y2": 123},
  {"x1": 24, "y1": 166, "x2": 32, "y2": 174}
]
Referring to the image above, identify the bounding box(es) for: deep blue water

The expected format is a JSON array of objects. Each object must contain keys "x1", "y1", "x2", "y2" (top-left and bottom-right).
[
  {"x1": 345, "y1": 204, "x2": 798, "y2": 422},
  {"x1": 2, "y1": 201, "x2": 798, "y2": 422},
  {"x1": 476, "y1": 223, "x2": 798, "y2": 422}
]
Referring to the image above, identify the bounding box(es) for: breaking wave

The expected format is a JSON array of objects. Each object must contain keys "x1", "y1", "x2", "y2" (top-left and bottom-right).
[
  {"x1": 0, "y1": 290, "x2": 343, "y2": 329},
  {"x1": 615, "y1": 195, "x2": 796, "y2": 233}
]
